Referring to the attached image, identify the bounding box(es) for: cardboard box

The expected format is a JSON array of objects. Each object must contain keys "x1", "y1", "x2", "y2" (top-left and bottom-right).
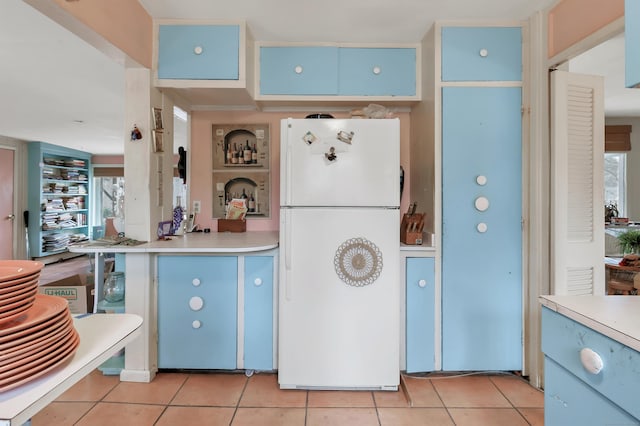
[
  {"x1": 218, "y1": 219, "x2": 246, "y2": 232},
  {"x1": 38, "y1": 274, "x2": 94, "y2": 314}
]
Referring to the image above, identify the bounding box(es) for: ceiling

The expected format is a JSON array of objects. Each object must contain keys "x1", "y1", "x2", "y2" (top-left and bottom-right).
[{"x1": 1, "y1": 0, "x2": 635, "y2": 156}]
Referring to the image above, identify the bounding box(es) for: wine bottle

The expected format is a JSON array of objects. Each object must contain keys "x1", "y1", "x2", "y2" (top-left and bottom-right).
[
  {"x1": 248, "y1": 193, "x2": 256, "y2": 212},
  {"x1": 225, "y1": 143, "x2": 232, "y2": 164},
  {"x1": 252, "y1": 143, "x2": 258, "y2": 164},
  {"x1": 243, "y1": 140, "x2": 252, "y2": 164},
  {"x1": 241, "y1": 188, "x2": 248, "y2": 199},
  {"x1": 231, "y1": 143, "x2": 238, "y2": 164}
]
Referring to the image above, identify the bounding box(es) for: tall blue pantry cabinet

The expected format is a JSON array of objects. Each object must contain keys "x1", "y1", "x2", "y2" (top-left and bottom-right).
[
  {"x1": 440, "y1": 26, "x2": 523, "y2": 370},
  {"x1": 27, "y1": 142, "x2": 91, "y2": 259}
]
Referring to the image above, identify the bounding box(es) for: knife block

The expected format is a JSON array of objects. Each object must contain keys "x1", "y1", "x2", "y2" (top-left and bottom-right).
[
  {"x1": 401, "y1": 213, "x2": 424, "y2": 245},
  {"x1": 217, "y1": 219, "x2": 246, "y2": 233}
]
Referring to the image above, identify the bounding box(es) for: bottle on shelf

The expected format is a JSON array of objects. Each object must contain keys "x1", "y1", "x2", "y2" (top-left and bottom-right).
[
  {"x1": 238, "y1": 141, "x2": 245, "y2": 164},
  {"x1": 231, "y1": 143, "x2": 239, "y2": 164},
  {"x1": 241, "y1": 188, "x2": 248, "y2": 199},
  {"x1": 243, "y1": 140, "x2": 252, "y2": 164},
  {"x1": 252, "y1": 143, "x2": 258, "y2": 164},
  {"x1": 225, "y1": 142, "x2": 232, "y2": 164},
  {"x1": 248, "y1": 193, "x2": 256, "y2": 212}
]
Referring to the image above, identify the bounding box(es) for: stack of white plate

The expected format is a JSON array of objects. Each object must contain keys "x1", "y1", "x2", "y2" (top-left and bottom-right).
[{"x1": 0, "y1": 261, "x2": 80, "y2": 392}]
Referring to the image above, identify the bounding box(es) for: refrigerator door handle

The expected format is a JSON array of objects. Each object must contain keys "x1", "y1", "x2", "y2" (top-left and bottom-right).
[
  {"x1": 284, "y1": 209, "x2": 293, "y2": 300},
  {"x1": 285, "y1": 142, "x2": 292, "y2": 205}
]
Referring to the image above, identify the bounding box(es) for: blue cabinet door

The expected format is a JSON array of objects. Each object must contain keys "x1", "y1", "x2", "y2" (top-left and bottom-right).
[
  {"x1": 244, "y1": 256, "x2": 274, "y2": 371},
  {"x1": 157, "y1": 256, "x2": 237, "y2": 369},
  {"x1": 338, "y1": 48, "x2": 416, "y2": 96},
  {"x1": 158, "y1": 25, "x2": 239, "y2": 80},
  {"x1": 441, "y1": 87, "x2": 522, "y2": 371},
  {"x1": 260, "y1": 46, "x2": 338, "y2": 95},
  {"x1": 441, "y1": 27, "x2": 521, "y2": 82},
  {"x1": 405, "y1": 257, "x2": 435, "y2": 373},
  {"x1": 626, "y1": 0, "x2": 640, "y2": 88}
]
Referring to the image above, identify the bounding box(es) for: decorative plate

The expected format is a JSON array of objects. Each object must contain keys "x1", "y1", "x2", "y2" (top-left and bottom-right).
[{"x1": 334, "y1": 237, "x2": 383, "y2": 287}]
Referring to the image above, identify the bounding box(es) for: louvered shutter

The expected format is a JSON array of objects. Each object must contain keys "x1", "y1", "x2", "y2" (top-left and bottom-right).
[{"x1": 550, "y1": 70, "x2": 605, "y2": 295}]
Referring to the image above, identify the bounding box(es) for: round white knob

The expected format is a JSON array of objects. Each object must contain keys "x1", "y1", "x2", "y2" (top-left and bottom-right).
[
  {"x1": 580, "y1": 348, "x2": 604, "y2": 374},
  {"x1": 475, "y1": 196, "x2": 490, "y2": 212},
  {"x1": 418, "y1": 279, "x2": 427, "y2": 288},
  {"x1": 372, "y1": 66, "x2": 381, "y2": 75},
  {"x1": 194, "y1": 46, "x2": 203, "y2": 55},
  {"x1": 294, "y1": 65, "x2": 303, "y2": 74},
  {"x1": 189, "y1": 296, "x2": 204, "y2": 311},
  {"x1": 192, "y1": 320, "x2": 202, "y2": 329},
  {"x1": 192, "y1": 278, "x2": 201, "y2": 287},
  {"x1": 479, "y1": 48, "x2": 488, "y2": 57},
  {"x1": 477, "y1": 222, "x2": 488, "y2": 233},
  {"x1": 254, "y1": 278, "x2": 263, "y2": 286},
  {"x1": 476, "y1": 175, "x2": 487, "y2": 186}
]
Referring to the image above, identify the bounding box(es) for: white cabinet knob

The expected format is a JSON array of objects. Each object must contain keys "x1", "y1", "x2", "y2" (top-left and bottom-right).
[
  {"x1": 192, "y1": 320, "x2": 202, "y2": 329},
  {"x1": 194, "y1": 46, "x2": 203, "y2": 55},
  {"x1": 418, "y1": 279, "x2": 427, "y2": 288},
  {"x1": 475, "y1": 196, "x2": 490, "y2": 212},
  {"x1": 189, "y1": 296, "x2": 204, "y2": 311},
  {"x1": 580, "y1": 348, "x2": 604, "y2": 374},
  {"x1": 372, "y1": 66, "x2": 381, "y2": 75},
  {"x1": 192, "y1": 278, "x2": 201, "y2": 287},
  {"x1": 476, "y1": 175, "x2": 487, "y2": 186},
  {"x1": 294, "y1": 65, "x2": 303, "y2": 74},
  {"x1": 479, "y1": 48, "x2": 488, "y2": 57},
  {"x1": 477, "y1": 222, "x2": 488, "y2": 233},
  {"x1": 254, "y1": 278, "x2": 263, "y2": 286}
]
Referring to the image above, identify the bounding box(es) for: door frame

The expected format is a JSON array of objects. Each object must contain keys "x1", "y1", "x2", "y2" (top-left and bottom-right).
[{"x1": 0, "y1": 138, "x2": 28, "y2": 260}]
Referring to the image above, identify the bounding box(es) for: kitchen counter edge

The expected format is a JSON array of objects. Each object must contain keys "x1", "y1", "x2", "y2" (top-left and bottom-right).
[{"x1": 539, "y1": 295, "x2": 640, "y2": 354}]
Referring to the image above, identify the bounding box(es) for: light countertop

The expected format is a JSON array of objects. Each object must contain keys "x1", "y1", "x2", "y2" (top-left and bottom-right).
[
  {"x1": 69, "y1": 231, "x2": 279, "y2": 254},
  {"x1": 540, "y1": 295, "x2": 640, "y2": 353}
]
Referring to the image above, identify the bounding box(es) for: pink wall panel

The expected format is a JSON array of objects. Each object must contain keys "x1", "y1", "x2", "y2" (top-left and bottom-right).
[
  {"x1": 190, "y1": 111, "x2": 412, "y2": 232},
  {"x1": 548, "y1": 0, "x2": 623, "y2": 58}
]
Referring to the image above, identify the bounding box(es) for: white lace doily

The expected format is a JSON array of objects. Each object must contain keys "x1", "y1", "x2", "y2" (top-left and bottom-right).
[{"x1": 334, "y1": 237, "x2": 383, "y2": 287}]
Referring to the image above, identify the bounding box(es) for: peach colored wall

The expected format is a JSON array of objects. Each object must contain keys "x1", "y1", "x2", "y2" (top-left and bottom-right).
[
  {"x1": 50, "y1": 0, "x2": 152, "y2": 68},
  {"x1": 190, "y1": 111, "x2": 412, "y2": 232},
  {"x1": 548, "y1": 0, "x2": 623, "y2": 58}
]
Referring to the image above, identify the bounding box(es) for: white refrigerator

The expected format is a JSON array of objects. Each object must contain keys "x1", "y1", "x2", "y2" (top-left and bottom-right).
[{"x1": 278, "y1": 118, "x2": 400, "y2": 390}]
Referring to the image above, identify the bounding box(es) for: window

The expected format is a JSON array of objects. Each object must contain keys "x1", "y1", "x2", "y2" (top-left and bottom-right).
[
  {"x1": 604, "y1": 152, "x2": 626, "y2": 216},
  {"x1": 92, "y1": 174, "x2": 125, "y2": 238}
]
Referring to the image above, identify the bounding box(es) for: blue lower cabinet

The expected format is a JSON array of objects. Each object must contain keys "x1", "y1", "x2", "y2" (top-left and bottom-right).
[
  {"x1": 244, "y1": 256, "x2": 274, "y2": 370},
  {"x1": 157, "y1": 256, "x2": 238, "y2": 369},
  {"x1": 405, "y1": 257, "x2": 435, "y2": 373}
]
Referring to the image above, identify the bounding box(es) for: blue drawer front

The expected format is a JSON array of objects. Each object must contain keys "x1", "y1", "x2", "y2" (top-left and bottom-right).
[
  {"x1": 406, "y1": 257, "x2": 435, "y2": 373},
  {"x1": 338, "y1": 48, "x2": 416, "y2": 96},
  {"x1": 542, "y1": 307, "x2": 640, "y2": 419},
  {"x1": 441, "y1": 27, "x2": 521, "y2": 81},
  {"x1": 260, "y1": 46, "x2": 339, "y2": 95},
  {"x1": 545, "y1": 357, "x2": 638, "y2": 425},
  {"x1": 157, "y1": 256, "x2": 237, "y2": 369},
  {"x1": 441, "y1": 86, "x2": 522, "y2": 371},
  {"x1": 244, "y1": 256, "x2": 274, "y2": 370},
  {"x1": 158, "y1": 25, "x2": 239, "y2": 80}
]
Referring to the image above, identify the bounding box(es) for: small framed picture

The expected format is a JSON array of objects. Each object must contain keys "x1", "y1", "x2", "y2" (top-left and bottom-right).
[
  {"x1": 152, "y1": 107, "x2": 163, "y2": 130},
  {"x1": 152, "y1": 129, "x2": 164, "y2": 153}
]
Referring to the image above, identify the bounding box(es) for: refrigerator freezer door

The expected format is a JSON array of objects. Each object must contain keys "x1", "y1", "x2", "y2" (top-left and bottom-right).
[
  {"x1": 279, "y1": 207, "x2": 400, "y2": 389},
  {"x1": 281, "y1": 118, "x2": 400, "y2": 207}
]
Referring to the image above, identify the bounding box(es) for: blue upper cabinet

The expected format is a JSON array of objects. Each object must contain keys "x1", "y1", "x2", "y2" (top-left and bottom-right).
[
  {"x1": 441, "y1": 27, "x2": 522, "y2": 81},
  {"x1": 158, "y1": 24, "x2": 240, "y2": 80},
  {"x1": 626, "y1": 0, "x2": 640, "y2": 88},
  {"x1": 260, "y1": 46, "x2": 339, "y2": 95},
  {"x1": 338, "y1": 48, "x2": 416, "y2": 96},
  {"x1": 258, "y1": 44, "x2": 419, "y2": 99}
]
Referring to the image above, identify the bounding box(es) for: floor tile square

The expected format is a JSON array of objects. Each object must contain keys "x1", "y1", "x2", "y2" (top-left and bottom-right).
[
  {"x1": 31, "y1": 401, "x2": 95, "y2": 426},
  {"x1": 232, "y1": 407, "x2": 306, "y2": 425},
  {"x1": 171, "y1": 373, "x2": 247, "y2": 406},
  {"x1": 373, "y1": 389, "x2": 411, "y2": 407},
  {"x1": 401, "y1": 376, "x2": 444, "y2": 407},
  {"x1": 306, "y1": 407, "x2": 379, "y2": 426},
  {"x1": 155, "y1": 406, "x2": 235, "y2": 425},
  {"x1": 448, "y1": 408, "x2": 530, "y2": 426},
  {"x1": 55, "y1": 369, "x2": 119, "y2": 402},
  {"x1": 517, "y1": 407, "x2": 545, "y2": 426},
  {"x1": 103, "y1": 372, "x2": 188, "y2": 405},
  {"x1": 490, "y1": 375, "x2": 544, "y2": 407},
  {"x1": 239, "y1": 374, "x2": 307, "y2": 408},
  {"x1": 74, "y1": 402, "x2": 164, "y2": 426},
  {"x1": 378, "y1": 407, "x2": 454, "y2": 425},
  {"x1": 307, "y1": 390, "x2": 374, "y2": 407},
  {"x1": 430, "y1": 375, "x2": 511, "y2": 408}
]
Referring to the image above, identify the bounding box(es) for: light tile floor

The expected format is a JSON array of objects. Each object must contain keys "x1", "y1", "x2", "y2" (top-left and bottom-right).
[{"x1": 32, "y1": 371, "x2": 544, "y2": 425}]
